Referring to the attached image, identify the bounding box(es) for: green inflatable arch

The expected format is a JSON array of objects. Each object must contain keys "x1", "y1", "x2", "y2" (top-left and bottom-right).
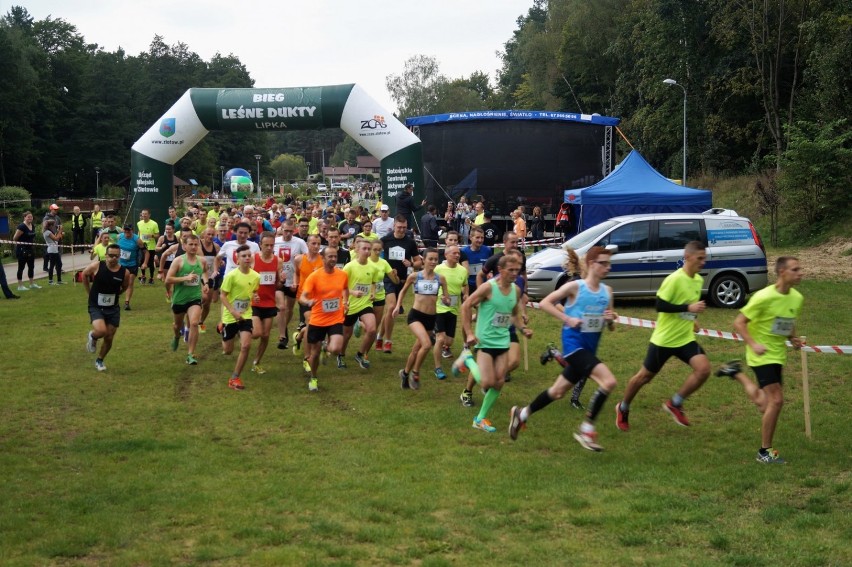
[{"x1": 130, "y1": 84, "x2": 423, "y2": 221}]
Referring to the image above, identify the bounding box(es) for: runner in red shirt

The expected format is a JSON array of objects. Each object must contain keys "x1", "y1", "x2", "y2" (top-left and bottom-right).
[{"x1": 250, "y1": 232, "x2": 280, "y2": 374}]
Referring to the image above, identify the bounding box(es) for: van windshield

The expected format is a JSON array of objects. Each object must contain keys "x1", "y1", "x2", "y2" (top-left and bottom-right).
[{"x1": 567, "y1": 220, "x2": 621, "y2": 249}]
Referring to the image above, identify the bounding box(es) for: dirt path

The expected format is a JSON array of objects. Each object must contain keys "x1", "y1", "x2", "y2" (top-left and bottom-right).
[{"x1": 767, "y1": 237, "x2": 852, "y2": 281}]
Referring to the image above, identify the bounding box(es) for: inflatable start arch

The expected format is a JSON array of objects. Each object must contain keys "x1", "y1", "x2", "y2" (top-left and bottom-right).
[{"x1": 130, "y1": 84, "x2": 423, "y2": 220}]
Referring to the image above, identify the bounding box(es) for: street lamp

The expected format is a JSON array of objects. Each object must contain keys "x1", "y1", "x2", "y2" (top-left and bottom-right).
[
  {"x1": 220, "y1": 166, "x2": 224, "y2": 191},
  {"x1": 663, "y1": 78, "x2": 687, "y2": 185},
  {"x1": 254, "y1": 154, "x2": 262, "y2": 197},
  {"x1": 95, "y1": 166, "x2": 100, "y2": 198}
]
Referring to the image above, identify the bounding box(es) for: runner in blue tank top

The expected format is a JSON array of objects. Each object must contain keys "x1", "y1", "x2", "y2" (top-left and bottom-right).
[{"x1": 508, "y1": 246, "x2": 619, "y2": 452}]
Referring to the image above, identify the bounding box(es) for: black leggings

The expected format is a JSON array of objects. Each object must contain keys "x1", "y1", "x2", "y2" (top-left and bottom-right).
[
  {"x1": 46, "y1": 253, "x2": 62, "y2": 281},
  {"x1": 17, "y1": 254, "x2": 34, "y2": 281}
]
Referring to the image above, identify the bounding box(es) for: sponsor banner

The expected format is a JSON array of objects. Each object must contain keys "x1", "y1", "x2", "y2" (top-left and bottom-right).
[
  {"x1": 129, "y1": 151, "x2": 174, "y2": 222},
  {"x1": 340, "y1": 84, "x2": 420, "y2": 160},
  {"x1": 213, "y1": 87, "x2": 324, "y2": 131},
  {"x1": 130, "y1": 90, "x2": 208, "y2": 164},
  {"x1": 381, "y1": 144, "x2": 424, "y2": 216},
  {"x1": 406, "y1": 110, "x2": 620, "y2": 127}
]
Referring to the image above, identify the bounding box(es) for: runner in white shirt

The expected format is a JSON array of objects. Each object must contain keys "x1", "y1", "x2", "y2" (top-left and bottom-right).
[
  {"x1": 274, "y1": 219, "x2": 308, "y2": 349},
  {"x1": 216, "y1": 222, "x2": 260, "y2": 276},
  {"x1": 372, "y1": 205, "x2": 394, "y2": 239}
]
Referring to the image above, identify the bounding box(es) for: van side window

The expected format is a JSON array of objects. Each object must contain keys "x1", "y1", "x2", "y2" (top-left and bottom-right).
[
  {"x1": 658, "y1": 220, "x2": 701, "y2": 250},
  {"x1": 597, "y1": 221, "x2": 650, "y2": 252}
]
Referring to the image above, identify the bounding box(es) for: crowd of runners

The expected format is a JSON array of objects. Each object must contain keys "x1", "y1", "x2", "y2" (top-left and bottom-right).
[{"x1": 79, "y1": 197, "x2": 805, "y2": 464}]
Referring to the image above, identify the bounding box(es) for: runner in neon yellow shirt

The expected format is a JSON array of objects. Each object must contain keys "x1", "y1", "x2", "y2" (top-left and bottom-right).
[
  {"x1": 220, "y1": 245, "x2": 260, "y2": 391},
  {"x1": 341, "y1": 239, "x2": 378, "y2": 369},
  {"x1": 717, "y1": 256, "x2": 804, "y2": 464},
  {"x1": 136, "y1": 209, "x2": 159, "y2": 284},
  {"x1": 432, "y1": 244, "x2": 469, "y2": 379},
  {"x1": 617, "y1": 241, "x2": 712, "y2": 431}
]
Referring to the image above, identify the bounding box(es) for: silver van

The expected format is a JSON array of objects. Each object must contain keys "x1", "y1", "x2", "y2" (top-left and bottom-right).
[{"x1": 525, "y1": 209, "x2": 768, "y2": 308}]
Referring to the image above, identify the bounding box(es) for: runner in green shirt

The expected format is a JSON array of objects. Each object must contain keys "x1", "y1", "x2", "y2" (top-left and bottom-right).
[
  {"x1": 716, "y1": 256, "x2": 804, "y2": 464},
  {"x1": 616, "y1": 241, "x2": 711, "y2": 430},
  {"x1": 458, "y1": 254, "x2": 533, "y2": 433},
  {"x1": 164, "y1": 233, "x2": 209, "y2": 365}
]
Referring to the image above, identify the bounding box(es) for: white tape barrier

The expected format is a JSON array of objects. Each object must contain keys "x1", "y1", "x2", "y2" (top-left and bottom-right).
[
  {"x1": 525, "y1": 301, "x2": 851, "y2": 355},
  {"x1": 417, "y1": 236, "x2": 564, "y2": 251},
  {"x1": 0, "y1": 238, "x2": 89, "y2": 251}
]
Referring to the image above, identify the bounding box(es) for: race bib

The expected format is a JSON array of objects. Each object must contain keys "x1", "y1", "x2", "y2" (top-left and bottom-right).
[
  {"x1": 97, "y1": 293, "x2": 115, "y2": 307},
  {"x1": 354, "y1": 283, "x2": 370, "y2": 294},
  {"x1": 185, "y1": 273, "x2": 200, "y2": 286},
  {"x1": 141, "y1": 234, "x2": 151, "y2": 241},
  {"x1": 492, "y1": 312, "x2": 511, "y2": 328},
  {"x1": 581, "y1": 313, "x2": 605, "y2": 333},
  {"x1": 679, "y1": 311, "x2": 697, "y2": 321},
  {"x1": 119, "y1": 249, "x2": 132, "y2": 260},
  {"x1": 259, "y1": 271, "x2": 276, "y2": 285},
  {"x1": 166, "y1": 253, "x2": 175, "y2": 262},
  {"x1": 771, "y1": 317, "x2": 795, "y2": 337},
  {"x1": 321, "y1": 298, "x2": 340, "y2": 313},
  {"x1": 467, "y1": 263, "x2": 481, "y2": 276},
  {"x1": 281, "y1": 263, "x2": 294, "y2": 274},
  {"x1": 388, "y1": 247, "x2": 405, "y2": 261},
  {"x1": 233, "y1": 299, "x2": 249, "y2": 313},
  {"x1": 418, "y1": 281, "x2": 438, "y2": 294},
  {"x1": 449, "y1": 295, "x2": 459, "y2": 307}
]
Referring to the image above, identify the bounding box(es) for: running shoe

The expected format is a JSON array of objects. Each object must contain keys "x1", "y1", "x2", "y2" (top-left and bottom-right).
[
  {"x1": 86, "y1": 331, "x2": 97, "y2": 353},
  {"x1": 139, "y1": 276, "x2": 146, "y2": 284},
  {"x1": 124, "y1": 302, "x2": 131, "y2": 311},
  {"x1": 251, "y1": 363, "x2": 266, "y2": 374},
  {"x1": 354, "y1": 352, "x2": 370, "y2": 369},
  {"x1": 302, "y1": 359, "x2": 311, "y2": 373},
  {"x1": 408, "y1": 371, "x2": 420, "y2": 390},
  {"x1": 375, "y1": 338, "x2": 384, "y2": 351},
  {"x1": 17, "y1": 285, "x2": 29, "y2": 291},
  {"x1": 756, "y1": 448, "x2": 786, "y2": 464},
  {"x1": 508, "y1": 406, "x2": 526, "y2": 440},
  {"x1": 56, "y1": 280, "x2": 67, "y2": 285},
  {"x1": 277, "y1": 337, "x2": 288, "y2": 350},
  {"x1": 170, "y1": 336, "x2": 179, "y2": 352},
  {"x1": 182, "y1": 326, "x2": 189, "y2": 343},
  {"x1": 308, "y1": 378, "x2": 318, "y2": 392},
  {"x1": 48, "y1": 280, "x2": 56, "y2": 285},
  {"x1": 199, "y1": 323, "x2": 207, "y2": 334},
  {"x1": 472, "y1": 417, "x2": 496, "y2": 433},
  {"x1": 30, "y1": 283, "x2": 42, "y2": 289},
  {"x1": 228, "y1": 377, "x2": 245, "y2": 390},
  {"x1": 434, "y1": 368, "x2": 447, "y2": 380},
  {"x1": 399, "y1": 369, "x2": 410, "y2": 389},
  {"x1": 292, "y1": 335, "x2": 302, "y2": 356},
  {"x1": 186, "y1": 354, "x2": 198, "y2": 365},
  {"x1": 573, "y1": 429, "x2": 603, "y2": 452},
  {"x1": 615, "y1": 402, "x2": 630, "y2": 432},
  {"x1": 148, "y1": 278, "x2": 155, "y2": 285},
  {"x1": 459, "y1": 390, "x2": 474, "y2": 407},
  {"x1": 336, "y1": 355, "x2": 346, "y2": 369},
  {"x1": 383, "y1": 340, "x2": 393, "y2": 354},
  {"x1": 95, "y1": 359, "x2": 106, "y2": 372},
  {"x1": 451, "y1": 348, "x2": 473, "y2": 377},
  {"x1": 570, "y1": 399, "x2": 584, "y2": 410},
  {"x1": 662, "y1": 400, "x2": 690, "y2": 426},
  {"x1": 716, "y1": 359, "x2": 742, "y2": 379},
  {"x1": 353, "y1": 320, "x2": 363, "y2": 338},
  {"x1": 441, "y1": 346, "x2": 454, "y2": 359}
]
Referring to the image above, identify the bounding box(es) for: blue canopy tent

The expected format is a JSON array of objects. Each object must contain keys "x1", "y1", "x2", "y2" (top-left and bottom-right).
[{"x1": 563, "y1": 150, "x2": 712, "y2": 231}]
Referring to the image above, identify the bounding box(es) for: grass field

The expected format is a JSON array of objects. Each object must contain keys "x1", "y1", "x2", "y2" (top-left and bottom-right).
[{"x1": 0, "y1": 275, "x2": 849, "y2": 566}]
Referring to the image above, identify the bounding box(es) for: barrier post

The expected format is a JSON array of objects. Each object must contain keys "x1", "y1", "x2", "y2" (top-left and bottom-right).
[{"x1": 800, "y1": 336, "x2": 812, "y2": 439}]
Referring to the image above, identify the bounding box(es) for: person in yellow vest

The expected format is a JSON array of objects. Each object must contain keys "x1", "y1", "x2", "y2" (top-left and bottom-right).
[
  {"x1": 71, "y1": 206, "x2": 88, "y2": 254},
  {"x1": 136, "y1": 209, "x2": 159, "y2": 285},
  {"x1": 90, "y1": 204, "x2": 104, "y2": 243},
  {"x1": 473, "y1": 201, "x2": 486, "y2": 226}
]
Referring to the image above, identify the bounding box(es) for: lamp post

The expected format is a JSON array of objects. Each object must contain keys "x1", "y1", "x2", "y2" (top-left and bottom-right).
[
  {"x1": 95, "y1": 166, "x2": 100, "y2": 198},
  {"x1": 254, "y1": 154, "x2": 262, "y2": 197},
  {"x1": 220, "y1": 166, "x2": 224, "y2": 191},
  {"x1": 663, "y1": 78, "x2": 687, "y2": 185}
]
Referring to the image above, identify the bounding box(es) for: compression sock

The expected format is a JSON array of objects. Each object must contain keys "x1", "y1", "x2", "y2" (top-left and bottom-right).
[
  {"x1": 465, "y1": 356, "x2": 481, "y2": 385},
  {"x1": 476, "y1": 387, "x2": 501, "y2": 421},
  {"x1": 586, "y1": 387, "x2": 610, "y2": 422},
  {"x1": 528, "y1": 389, "x2": 555, "y2": 416},
  {"x1": 672, "y1": 393, "x2": 685, "y2": 407}
]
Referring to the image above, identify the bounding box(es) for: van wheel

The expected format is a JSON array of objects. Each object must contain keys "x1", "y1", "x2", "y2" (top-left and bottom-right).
[{"x1": 709, "y1": 274, "x2": 747, "y2": 308}]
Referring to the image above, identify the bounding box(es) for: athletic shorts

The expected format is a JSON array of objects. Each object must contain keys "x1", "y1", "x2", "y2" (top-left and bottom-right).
[
  {"x1": 478, "y1": 347, "x2": 509, "y2": 359},
  {"x1": 88, "y1": 305, "x2": 120, "y2": 328},
  {"x1": 281, "y1": 287, "x2": 297, "y2": 298},
  {"x1": 307, "y1": 323, "x2": 344, "y2": 344},
  {"x1": 372, "y1": 298, "x2": 386, "y2": 307},
  {"x1": 383, "y1": 279, "x2": 404, "y2": 296},
  {"x1": 344, "y1": 307, "x2": 374, "y2": 327},
  {"x1": 751, "y1": 363, "x2": 783, "y2": 388},
  {"x1": 560, "y1": 349, "x2": 601, "y2": 384},
  {"x1": 407, "y1": 307, "x2": 436, "y2": 330},
  {"x1": 125, "y1": 265, "x2": 139, "y2": 276},
  {"x1": 211, "y1": 274, "x2": 223, "y2": 291},
  {"x1": 642, "y1": 341, "x2": 706, "y2": 374},
  {"x1": 222, "y1": 319, "x2": 253, "y2": 341},
  {"x1": 171, "y1": 299, "x2": 202, "y2": 314},
  {"x1": 435, "y1": 312, "x2": 457, "y2": 337},
  {"x1": 252, "y1": 306, "x2": 279, "y2": 320}
]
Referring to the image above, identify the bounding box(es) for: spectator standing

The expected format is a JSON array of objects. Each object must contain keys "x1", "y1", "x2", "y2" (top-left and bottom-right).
[
  {"x1": 513, "y1": 208, "x2": 527, "y2": 249},
  {"x1": 42, "y1": 204, "x2": 62, "y2": 271},
  {"x1": 90, "y1": 204, "x2": 104, "y2": 242},
  {"x1": 420, "y1": 205, "x2": 440, "y2": 247},
  {"x1": 396, "y1": 183, "x2": 425, "y2": 229},
  {"x1": 71, "y1": 206, "x2": 87, "y2": 253},
  {"x1": 480, "y1": 211, "x2": 500, "y2": 247},
  {"x1": 530, "y1": 206, "x2": 545, "y2": 250},
  {"x1": 13, "y1": 211, "x2": 39, "y2": 291},
  {"x1": 43, "y1": 219, "x2": 65, "y2": 285}
]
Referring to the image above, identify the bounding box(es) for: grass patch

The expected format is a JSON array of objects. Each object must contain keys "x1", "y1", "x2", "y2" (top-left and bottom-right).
[{"x1": 0, "y1": 277, "x2": 849, "y2": 565}]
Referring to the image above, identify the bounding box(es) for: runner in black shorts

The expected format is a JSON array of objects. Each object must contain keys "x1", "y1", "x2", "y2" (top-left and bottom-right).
[{"x1": 82, "y1": 243, "x2": 130, "y2": 372}]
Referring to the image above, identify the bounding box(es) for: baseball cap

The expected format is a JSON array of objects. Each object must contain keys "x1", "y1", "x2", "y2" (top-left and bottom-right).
[
  {"x1": 380, "y1": 204, "x2": 390, "y2": 211},
  {"x1": 49, "y1": 204, "x2": 59, "y2": 210},
  {"x1": 123, "y1": 223, "x2": 133, "y2": 230}
]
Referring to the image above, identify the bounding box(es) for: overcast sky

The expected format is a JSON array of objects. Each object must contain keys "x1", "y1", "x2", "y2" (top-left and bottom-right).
[{"x1": 8, "y1": 0, "x2": 533, "y2": 113}]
